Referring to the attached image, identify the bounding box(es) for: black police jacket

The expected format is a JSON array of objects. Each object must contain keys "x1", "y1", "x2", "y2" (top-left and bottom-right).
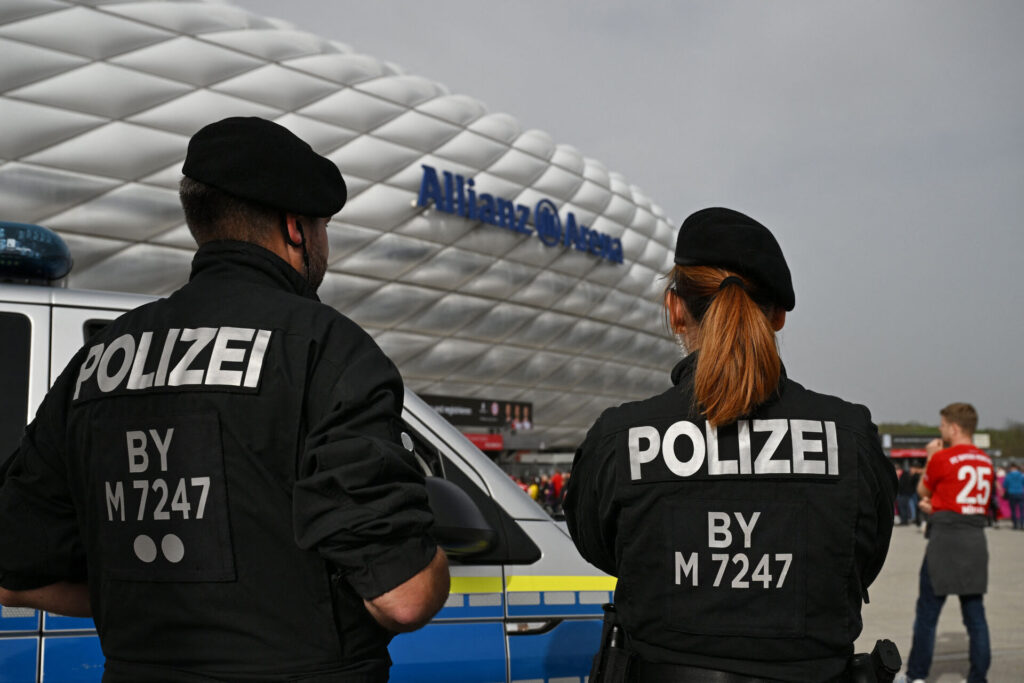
[
  {"x1": 564, "y1": 354, "x2": 896, "y2": 682},
  {"x1": 0, "y1": 241, "x2": 437, "y2": 682}
]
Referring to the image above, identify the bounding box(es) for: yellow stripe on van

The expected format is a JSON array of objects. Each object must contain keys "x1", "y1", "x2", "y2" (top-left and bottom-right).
[
  {"x1": 505, "y1": 575, "x2": 617, "y2": 592},
  {"x1": 450, "y1": 576, "x2": 504, "y2": 594}
]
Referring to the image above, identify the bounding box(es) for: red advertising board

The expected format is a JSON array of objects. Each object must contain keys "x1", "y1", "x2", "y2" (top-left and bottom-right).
[{"x1": 464, "y1": 432, "x2": 504, "y2": 451}]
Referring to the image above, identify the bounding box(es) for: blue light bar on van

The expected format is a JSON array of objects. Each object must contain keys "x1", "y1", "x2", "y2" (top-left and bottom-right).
[{"x1": 0, "y1": 221, "x2": 73, "y2": 284}]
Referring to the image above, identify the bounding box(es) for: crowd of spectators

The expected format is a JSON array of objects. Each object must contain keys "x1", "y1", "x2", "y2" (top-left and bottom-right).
[{"x1": 509, "y1": 471, "x2": 570, "y2": 517}]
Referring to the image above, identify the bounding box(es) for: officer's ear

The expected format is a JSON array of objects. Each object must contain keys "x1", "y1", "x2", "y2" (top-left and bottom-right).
[
  {"x1": 283, "y1": 214, "x2": 305, "y2": 247},
  {"x1": 664, "y1": 290, "x2": 690, "y2": 337}
]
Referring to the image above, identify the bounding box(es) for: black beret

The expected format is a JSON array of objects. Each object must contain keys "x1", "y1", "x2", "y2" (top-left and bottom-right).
[
  {"x1": 182, "y1": 116, "x2": 346, "y2": 216},
  {"x1": 674, "y1": 207, "x2": 795, "y2": 311}
]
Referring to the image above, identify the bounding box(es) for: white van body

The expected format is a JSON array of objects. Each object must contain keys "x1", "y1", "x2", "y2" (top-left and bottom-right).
[{"x1": 0, "y1": 282, "x2": 612, "y2": 683}]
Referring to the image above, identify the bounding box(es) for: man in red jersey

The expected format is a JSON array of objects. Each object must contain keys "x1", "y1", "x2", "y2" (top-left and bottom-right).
[{"x1": 906, "y1": 403, "x2": 994, "y2": 683}]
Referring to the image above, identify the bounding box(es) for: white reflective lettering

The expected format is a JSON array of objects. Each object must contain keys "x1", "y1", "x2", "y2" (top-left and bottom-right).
[
  {"x1": 126, "y1": 331, "x2": 154, "y2": 390},
  {"x1": 628, "y1": 426, "x2": 660, "y2": 480},
  {"x1": 708, "y1": 511, "x2": 732, "y2": 548},
  {"x1": 675, "y1": 551, "x2": 698, "y2": 586},
  {"x1": 105, "y1": 481, "x2": 124, "y2": 521},
  {"x1": 791, "y1": 419, "x2": 825, "y2": 474},
  {"x1": 753, "y1": 419, "x2": 789, "y2": 474},
  {"x1": 168, "y1": 327, "x2": 216, "y2": 386},
  {"x1": 243, "y1": 329, "x2": 272, "y2": 388},
  {"x1": 154, "y1": 328, "x2": 180, "y2": 387},
  {"x1": 737, "y1": 420, "x2": 753, "y2": 474},
  {"x1": 706, "y1": 422, "x2": 737, "y2": 475},
  {"x1": 735, "y1": 511, "x2": 760, "y2": 548},
  {"x1": 206, "y1": 327, "x2": 254, "y2": 386},
  {"x1": 127, "y1": 431, "x2": 148, "y2": 473},
  {"x1": 150, "y1": 428, "x2": 173, "y2": 472},
  {"x1": 97, "y1": 334, "x2": 135, "y2": 393},
  {"x1": 73, "y1": 343, "x2": 104, "y2": 400},
  {"x1": 825, "y1": 421, "x2": 839, "y2": 475},
  {"x1": 663, "y1": 421, "x2": 705, "y2": 477}
]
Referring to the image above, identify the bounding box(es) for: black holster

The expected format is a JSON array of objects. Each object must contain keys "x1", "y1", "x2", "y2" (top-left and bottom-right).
[
  {"x1": 847, "y1": 639, "x2": 901, "y2": 683},
  {"x1": 589, "y1": 603, "x2": 635, "y2": 683}
]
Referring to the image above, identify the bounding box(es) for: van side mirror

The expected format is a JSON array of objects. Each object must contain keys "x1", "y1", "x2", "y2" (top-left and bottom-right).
[{"x1": 425, "y1": 476, "x2": 496, "y2": 558}]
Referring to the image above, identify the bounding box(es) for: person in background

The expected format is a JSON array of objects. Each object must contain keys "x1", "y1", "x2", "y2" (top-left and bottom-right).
[
  {"x1": 565, "y1": 207, "x2": 896, "y2": 681},
  {"x1": 906, "y1": 403, "x2": 993, "y2": 683},
  {"x1": 1004, "y1": 462, "x2": 1024, "y2": 530},
  {"x1": 898, "y1": 462, "x2": 917, "y2": 525}
]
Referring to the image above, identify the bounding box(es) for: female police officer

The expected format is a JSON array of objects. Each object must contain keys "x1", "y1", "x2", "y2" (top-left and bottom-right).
[{"x1": 564, "y1": 207, "x2": 896, "y2": 682}]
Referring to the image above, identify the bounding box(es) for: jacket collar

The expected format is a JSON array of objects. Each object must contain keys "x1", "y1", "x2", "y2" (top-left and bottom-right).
[{"x1": 188, "y1": 240, "x2": 320, "y2": 301}]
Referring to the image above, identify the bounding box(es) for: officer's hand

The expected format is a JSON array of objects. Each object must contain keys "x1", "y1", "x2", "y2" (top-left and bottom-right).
[{"x1": 925, "y1": 438, "x2": 943, "y2": 457}]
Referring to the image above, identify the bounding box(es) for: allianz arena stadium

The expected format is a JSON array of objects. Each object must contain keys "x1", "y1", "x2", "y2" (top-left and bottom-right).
[{"x1": 0, "y1": 0, "x2": 679, "y2": 450}]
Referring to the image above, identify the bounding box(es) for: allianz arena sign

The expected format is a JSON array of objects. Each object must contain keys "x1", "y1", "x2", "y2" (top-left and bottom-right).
[{"x1": 417, "y1": 165, "x2": 625, "y2": 265}]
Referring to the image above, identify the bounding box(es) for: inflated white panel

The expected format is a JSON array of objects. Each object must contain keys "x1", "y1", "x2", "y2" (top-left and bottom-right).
[
  {"x1": 335, "y1": 231, "x2": 440, "y2": 279},
  {"x1": 400, "y1": 247, "x2": 493, "y2": 289},
  {"x1": 0, "y1": 0, "x2": 66, "y2": 25},
  {"x1": 272, "y1": 113, "x2": 357, "y2": 155},
  {"x1": 9, "y1": 61, "x2": 191, "y2": 119},
  {"x1": 373, "y1": 110, "x2": 462, "y2": 153},
  {"x1": 326, "y1": 135, "x2": 420, "y2": 182},
  {"x1": 468, "y1": 112, "x2": 521, "y2": 144},
  {"x1": 358, "y1": 75, "x2": 447, "y2": 108},
  {"x1": 415, "y1": 94, "x2": 486, "y2": 126},
  {"x1": 202, "y1": 28, "x2": 334, "y2": 61},
  {"x1": 513, "y1": 129, "x2": 556, "y2": 161},
  {"x1": 334, "y1": 184, "x2": 419, "y2": 231},
  {"x1": 486, "y1": 148, "x2": 548, "y2": 186},
  {"x1": 23, "y1": 122, "x2": 186, "y2": 180},
  {"x1": 0, "y1": 162, "x2": 120, "y2": 221},
  {"x1": 570, "y1": 179, "x2": 613, "y2": 215},
  {"x1": 0, "y1": 99, "x2": 104, "y2": 159},
  {"x1": 212, "y1": 63, "x2": 338, "y2": 110},
  {"x1": 433, "y1": 130, "x2": 509, "y2": 169},
  {"x1": 0, "y1": 38, "x2": 88, "y2": 91},
  {"x1": 402, "y1": 293, "x2": 494, "y2": 336},
  {"x1": 457, "y1": 302, "x2": 538, "y2": 343},
  {"x1": 68, "y1": 243, "x2": 191, "y2": 294},
  {"x1": 285, "y1": 53, "x2": 396, "y2": 85},
  {"x1": 550, "y1": 145, "x2": 585, "y2": 176},
  {"x1": 374, "y1": 330, "x2": 440, "y2": 366},
  {"x1": 0, "y1": 0, "x2": 678, "y2": 448},
  {"x1": 0, "y1": 5, "x2": 171, "y2": 58},
  {"x1": 298, "y1": 87, "x2": 405, "y2": 132},
  {"x1": 316, "y1": 270, "x2": 386, "y2": 312},
  {"x1": 106, "y1": 1, "x2": 252, "y2": 34},
  {"x1": 45, "y1": 183, "x2": 182, "y2": 241},
  {"x1": 109, "y1": 36, "x2": 263, "y2": 86}
]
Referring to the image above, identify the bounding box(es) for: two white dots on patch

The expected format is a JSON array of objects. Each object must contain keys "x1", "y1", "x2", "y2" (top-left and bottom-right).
[{"x1": 133, "y1": 533, "x2": 184, "y2": 563}]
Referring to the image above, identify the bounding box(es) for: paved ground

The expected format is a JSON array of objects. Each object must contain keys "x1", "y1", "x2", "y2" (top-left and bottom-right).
[{"x1": 854, "y1": 522, "x2": 1024, "y2": 682}]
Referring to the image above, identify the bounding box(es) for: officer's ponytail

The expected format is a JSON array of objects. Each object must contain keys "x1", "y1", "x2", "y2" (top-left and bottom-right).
[{"x1": 665, "y1": 265, "x2": 782, "y2": 426}]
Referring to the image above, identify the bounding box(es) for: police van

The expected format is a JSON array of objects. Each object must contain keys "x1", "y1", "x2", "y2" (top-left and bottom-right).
[{"x1": 0, "y1": 223, "x2": 612, "y2": 683}]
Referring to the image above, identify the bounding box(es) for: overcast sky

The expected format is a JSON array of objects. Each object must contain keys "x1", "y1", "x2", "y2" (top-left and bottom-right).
[{"x1": 231, "y1": 0, "x2": 1024, "y2": 429}]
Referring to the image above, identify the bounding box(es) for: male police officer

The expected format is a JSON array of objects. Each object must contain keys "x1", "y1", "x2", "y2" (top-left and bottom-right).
[
  {"x1": 0, "y1": 117, "x2": 449, "y2": 682},
  {"x1": 906, "y1": 403, "x2": 993, "y2": 683}
]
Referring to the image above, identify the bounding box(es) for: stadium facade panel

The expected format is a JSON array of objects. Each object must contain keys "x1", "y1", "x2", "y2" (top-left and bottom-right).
[{"x1": 0, "y1": 0, "x2": 680, "y2": 448}]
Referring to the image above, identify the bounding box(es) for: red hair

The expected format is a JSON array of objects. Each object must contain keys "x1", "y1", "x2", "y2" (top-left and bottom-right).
[{"x1": 665, "y1": 265, "x2": 782, "y2": 426}]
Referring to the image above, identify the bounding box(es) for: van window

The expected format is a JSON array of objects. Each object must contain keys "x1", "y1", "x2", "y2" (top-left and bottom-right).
[
  {"x1": 0, "y1": 313, "x2": 31, "y2": 464},
  {"x1": 401, "y1": 421, "x2": 540, "y2": 565}
]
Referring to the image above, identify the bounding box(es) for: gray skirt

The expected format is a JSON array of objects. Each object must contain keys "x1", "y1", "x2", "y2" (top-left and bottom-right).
[{"x1": 926, "y1": 510, "x2": 988, "y2": 596}]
